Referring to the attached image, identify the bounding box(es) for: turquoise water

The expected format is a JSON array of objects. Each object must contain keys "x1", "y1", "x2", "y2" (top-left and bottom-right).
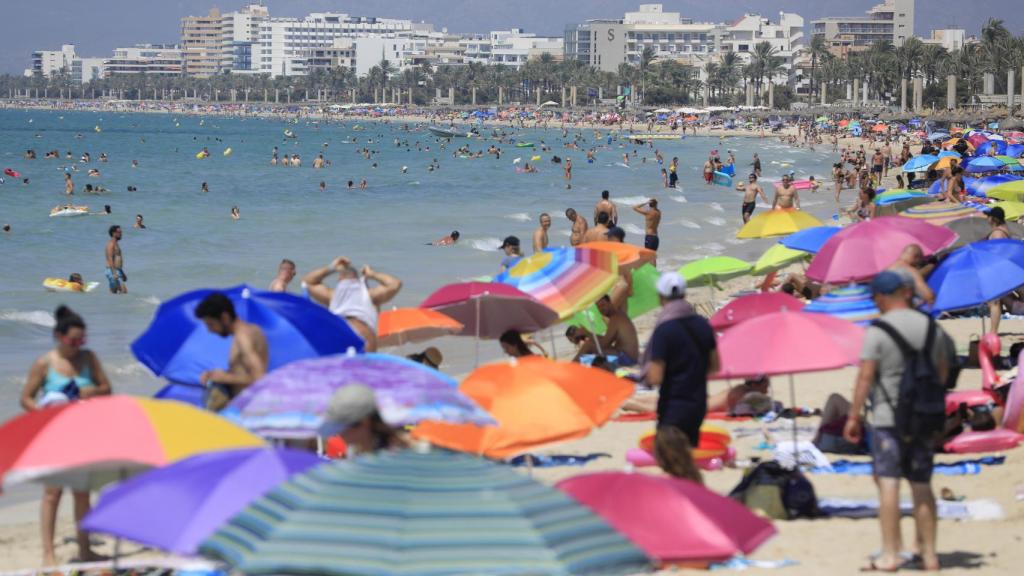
[{"x1": 0, "y1": 110, "x2": 837, "y2": 419}]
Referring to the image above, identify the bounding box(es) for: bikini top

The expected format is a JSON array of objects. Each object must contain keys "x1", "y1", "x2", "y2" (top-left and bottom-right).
[{"x1": 42, "y1": 357, "x2": 95, "y2": 394}]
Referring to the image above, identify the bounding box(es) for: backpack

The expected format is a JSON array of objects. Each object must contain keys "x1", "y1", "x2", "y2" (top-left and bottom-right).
[
  {"x1": 872, "y1": 316, "x2": 956, "y2": 449},
  {"x1": 729, "y1": 460, "x2": 821, "y2": 520}
]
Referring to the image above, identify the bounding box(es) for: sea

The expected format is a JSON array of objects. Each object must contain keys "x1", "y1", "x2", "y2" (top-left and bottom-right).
[{"x1": 0, "y1": 109, "x2": 841, "y2": 421}]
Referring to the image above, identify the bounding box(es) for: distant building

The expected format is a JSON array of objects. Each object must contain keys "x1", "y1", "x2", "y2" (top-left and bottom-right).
[
  {"x1": 221, "y1": 4, "x2": 270, "y2": 73},
  {"x1": 29, "y1": 44, "x2": 77, "y2": 78},
  {"x1": 71, "y1": 57, "x2": 106, "y2": 85},
  {"x1": 720, "y1": 13, "x2": 805, "y2": 87},
  {"x1": 104, "y1": 45, "x2": 183, "y2": 76},
  {"x1": 922, "y1": 28, "x2": 970, "y2": 52},
  {"x1": 811, "y1": 0, "x2": 915, "y2": 54},
  {"x1": 489, "y1": 29, "x2": 563, "y2": 67},
  {"x1": 181, "y1": 8, "x2": 223, "y2": 77}
]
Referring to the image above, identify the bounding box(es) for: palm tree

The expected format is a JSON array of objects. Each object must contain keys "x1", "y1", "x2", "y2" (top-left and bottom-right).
[
  {"x1": 808, "y1": 35, "x2": 828, "y2": 102},
  {"x1": 751, "y1": 41, "x2": 779, "y2": 98}
]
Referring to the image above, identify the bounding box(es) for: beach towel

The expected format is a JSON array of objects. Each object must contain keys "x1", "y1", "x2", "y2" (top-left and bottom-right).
[
  {"x1": 710, "y1": 557, "x2": 798, "y2": 571},
  {"x1": 811, "y1": 455, "x2": 1005, "y2": 476},
  {"x1": 819, "y1": 498, "x2": 1005, "y2": 521},
  {"x1": 507, "y1": 452, "x2": 610, "y2": 468}
]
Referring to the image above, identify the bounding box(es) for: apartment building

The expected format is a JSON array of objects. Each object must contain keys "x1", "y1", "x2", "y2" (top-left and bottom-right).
[
  {"x1": 811, "y1": 0, "x2": 916, "y2": 54},
  {"x1": 181, "y1": 8, "x2": 224, "y2": 77}
]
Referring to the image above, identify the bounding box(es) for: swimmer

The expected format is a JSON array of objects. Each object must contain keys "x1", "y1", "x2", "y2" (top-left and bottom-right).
[
  {"x1": 201, "y1": 182, "x2": 209, "y2": 193},
  {"x1": 319, "y1": 181, "x2": 326, "y2": 193},
  {"x1": 431, "y1": 231, "x2": 460, "y2": 246},
  {"x1": 359, "y1": 179, "x2": 368, "y2": 189},
  {"x1": 133, "y1": 214, "x2": 146, "y2": 229},
  {"x1": 230, "y1": 206, "x2": 240, "y2": 220},
  {"x1": 64, "y1": 173, "x2": 74, "y2": 196}
]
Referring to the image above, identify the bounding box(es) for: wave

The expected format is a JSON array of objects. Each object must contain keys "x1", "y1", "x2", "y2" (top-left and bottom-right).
[
  {"x1": 468, "y1": 237, "x2": 502, "y2": 252},
  {"x1": 678, "y1": 219, "x2": 701, "y2": 229},
  {"x1": 709, "y1": 202, "x2": 724, "y2": 212},
  {"x1": 669, "y1": 195, "x2": 688, "y2": 203},
  {"x1": 622, "y1": 223, "x2": 645, "y2": 235},
  {"x1": 138, "y1": 295, "x2": 161, "y2": 306},
  {"x1": 704, "y1": 217, "x2": 727, "y2": 227},
  {"x1": 504, "y1": 212, "x2": 532, "y2": 222},
  {"x1": 613, "y1": 196, "x2": 649, "y2": 205},
  {"x1": 700, "y1": 242, "x2": 727, "y2": 254},
  {"x1": 109, "y1": 362, "x2": 149, "y2": 377},
  {"x1": 0, "y1": 309, "x2": 54, "y2": 328},
  {"x1": 725, "y1": 238, "x2": 748, "y2": 245}
]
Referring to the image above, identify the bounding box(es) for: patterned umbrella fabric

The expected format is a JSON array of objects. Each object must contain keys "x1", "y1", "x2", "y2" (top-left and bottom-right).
[
  {"x1": 420, "y1": 282, "x2": 558, "y2": 339},
  {"x1": 578, "y1": 241, "x2": 656, "y2": 272},
  {"x1": 803, "y1": 285, "x2": 880, "y2": 325},
  {"x1": 751, "y1": 244, "x2": 809, "y2": 275},
  {"x1": 966, "y1": 174, "x2": 1023, "y2": 198},
  {"x1": 223, "y1": 353, "x2": 494, "y2": 439},
  {"x1": 81, "y1": 448, "x2": 320, "y2": 555},
  {"x1": 376, "y1": 308, "x2": 463, "y2": 348},
  {"x1": 131, "y1": 285, "x2": 363, "y2": 386},
  {"x1": 0, "y1": 396, "x2": 263, "y2": 491},
  {"x1": 494, "y1": 248, "x2": 619, "y2": 320},
  {"x1": 899, "y1": 202, "x2": 983, "y2": 225},
  {"x1": 737, "y1": 209, "x2": 823, "y2": 239},
  {"x1": 200, "y1": 450, "x2": 651, "y2": 576},
  {"x1": 414, "y1": 357, "x2": 634, "y2": 459},
  {"x1": 680, "y1": 256, "x2": 752, "y2": 287},
  {"x1": 710, "y1": 293, "x2": 804, "y2": 332},
  {"x1": 964, "y1": 156, "x2": 1007, "y2": 174},
  {"x1": 928, "y1": 239, "x2": 1024, "y2": 313}
]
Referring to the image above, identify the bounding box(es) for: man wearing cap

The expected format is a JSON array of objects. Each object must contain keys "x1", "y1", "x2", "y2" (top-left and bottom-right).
[
  {"x1": 644, "y1": 272, "x2": 719, "y2": 447},
  {"x1": 320, "y1": 384, "x2": 408, "y2": 456},
  {"x1": 843, "y1": 270, "x2": 954, "y2": 572},
  {"x1": 498, "y1": 236, "x2": 523, "y2": 273}
]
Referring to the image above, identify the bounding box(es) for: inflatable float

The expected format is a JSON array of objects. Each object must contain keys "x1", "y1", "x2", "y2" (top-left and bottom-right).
[
  {"x1": 43, "y1": 278, "x2": 99, "y2": 293},
  {"x1": 49, "y1": 205, "x2": 89, "y2": 218},
  {"x1": 515, "y1": 142, "x2": 535, "y2": 148},
  {"x1": 223, "y1": 147, "x2": 232, "y2": 156},
  {"x1": 626, "y1": 425, "x2": 736, "y2": 471},
  {"x1": 4, "y1": 168, "x2": 20, "y2": 178},
  {"x1": 283, "y1": 129, "x2": 297, "y2": 139},
  {"x1": 195, "y1": 151, "x2": 209, "y2": 159},
  {"x1": 712, "y1": 171, "x2": 733, "y2": 187}
]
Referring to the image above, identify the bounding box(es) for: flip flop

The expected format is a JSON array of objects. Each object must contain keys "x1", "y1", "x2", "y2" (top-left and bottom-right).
[{"x1": 859, "y1": 560, "x2": 900, "y2": 572}]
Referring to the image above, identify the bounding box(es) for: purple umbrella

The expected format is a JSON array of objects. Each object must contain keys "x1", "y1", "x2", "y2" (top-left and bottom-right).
[
  {"x1": 80, "y1": 448, "x2": 320, "y2": 555},
  {"x1": 222, "y1": 353, "x2": 495, "y2": 439}
]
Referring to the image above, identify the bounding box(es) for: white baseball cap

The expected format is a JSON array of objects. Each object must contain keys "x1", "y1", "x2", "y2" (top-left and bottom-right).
[
  {"x1": 656, "y1": 272, "x2": 687, "y2": 298},
  {"x1": 319, "y1": 384, "x2": 378, "y2": 436}
]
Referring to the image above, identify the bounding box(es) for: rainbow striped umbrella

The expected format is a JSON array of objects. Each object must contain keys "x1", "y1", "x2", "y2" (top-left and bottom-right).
[
  {"x1": 495, "y1": 248, "x2": 618, "y2": 320},
  {"x1": 803, "y1": 285, "x2": 880, "y2": 325},
  {"x1": 899, "y1": 201, "x2": 983, "y2": 225},
  {"x1": 200, "y1": 450, "x2": 650, "y2": 576}
]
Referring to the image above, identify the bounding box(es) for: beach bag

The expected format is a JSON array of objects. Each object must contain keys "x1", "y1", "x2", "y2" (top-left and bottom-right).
[
  {"x1": 873, "y1": 317, "x2": 954, "y2": 449},
  {"x1": 729, "y1": 461, "x2": 820, "y2": 520}
]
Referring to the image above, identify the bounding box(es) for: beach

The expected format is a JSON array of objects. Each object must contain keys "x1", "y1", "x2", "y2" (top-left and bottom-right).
[{"x1": 1, "y1": 101, "x2": 1021, "y2": 574}]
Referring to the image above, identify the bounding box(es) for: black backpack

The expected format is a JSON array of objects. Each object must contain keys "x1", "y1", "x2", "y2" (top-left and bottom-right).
[
  {"x1": 729, "y1": 460, "x2": 821, "y2": 520},
  {"x1": 872, "y1": 316, "x2": 956, "y2": 448}
]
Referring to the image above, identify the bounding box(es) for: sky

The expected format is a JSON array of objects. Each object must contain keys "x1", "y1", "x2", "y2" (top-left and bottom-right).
[{"x1": 3, "y1": 0, "x2": 1021, "y2": 74}]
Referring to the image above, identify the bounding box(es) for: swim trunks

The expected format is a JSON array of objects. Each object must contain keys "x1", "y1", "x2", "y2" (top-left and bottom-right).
[
  {"x1": 105, "y1": 267, "x2": 125, "y2": 291},
  {"x1": 704, "y1": 172, "x2": 713, "y2": 183},
  {"x1": 644, "y1": 235, "x2": 660, "y2": 251},
  {"x1": 871, "y1": 427, "x2": 934, "y2": 483},
  {"x1": 742, "y1": 202, "x2": 756, "y2": 218}
]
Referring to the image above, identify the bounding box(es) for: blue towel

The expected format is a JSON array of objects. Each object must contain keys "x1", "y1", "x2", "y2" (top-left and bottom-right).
[
  {"x1": 507, "y1": 453, "x2": 610, "y2": 468},
  {"x1": 812, "y1": 455, "x2": 1005, "y2": 476}
]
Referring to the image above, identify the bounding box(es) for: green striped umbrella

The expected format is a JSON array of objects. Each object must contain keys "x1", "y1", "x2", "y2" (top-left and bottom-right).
[{"x1": 200, "y1": 450, "x2": 650, "y2": 576}]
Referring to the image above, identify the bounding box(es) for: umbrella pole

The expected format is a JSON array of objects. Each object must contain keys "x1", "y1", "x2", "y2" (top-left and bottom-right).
[
  {"x1": 475, "y1": 297, "x2": 481, "y2": 368},
  {"x1": 789, "y1": 374, "x2": 799, "y2": 469},
  {"x1": 583, "y1": 310, "x2": 605, "y2": 357}
]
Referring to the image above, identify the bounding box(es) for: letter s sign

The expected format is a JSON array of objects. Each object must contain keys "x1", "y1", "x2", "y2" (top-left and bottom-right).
[{"x1": 607, "y1": 29, "x2": 615, "y2": 42}]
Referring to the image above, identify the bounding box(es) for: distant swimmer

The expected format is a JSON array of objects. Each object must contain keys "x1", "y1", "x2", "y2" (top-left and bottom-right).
[
  {"x1": 3, "y1": 224, "x2": 9, "y2": 234},
  {"x1": 131, "y1": 160, "x2": 138, "y2": 168},
  {"x1": 104, "y1": 225, "x2": 127, "y2": 294},
  {"x1": 565, "y1": 208, "x2": 588, "y2": 247},
  {"x1": 742, "y1": 174, "x2": 768, "y2": 223},
  {"x1": 564, "y1": 158, "x2": 572, "y2": 189},
  {"x1": 594, "y1": 190, "x2": 618, "y2": 226},
  {"x1": 269, "y1": 259, "x2": 296, "y2": 292},
  {"x1": 231, "y1": 206, "x2": 240, "y2": 220},
  {"x1": 669, "y1": 157, "x2": 679, "y2": 188},
  {"x1": 431, "y1": 231, "x2": 460, "y2": 246},
  {"x1": 320, "y1": 181, "x2": 327, "y2": 193},
  {"x1": 533, "y1": 213, "x2": 551, "y2": 253},
  {"x1": 133, "y1": 214, "x2": 146, "y2": 229},
  {"x1": 750, "y1": 153, "x2": 762, "y2": 177},
  {"x1": 633, "y1": 199, "x2": 661, "y2": 251},
  {"x1": 64, "y1": 173, "x2": 74, "y2": 195},
  {"x1": 359, "y1": 179, "x2": 368, "y2": 189},
  {"x1": 314, "y1": 154, "x2": 324, "y2": 168},
  {"x1": 201, "y1": 182, "x2": 209, "y2": 193},
  {"x1": 772, "y1": 174, "x2": 800, "y2": 211}
]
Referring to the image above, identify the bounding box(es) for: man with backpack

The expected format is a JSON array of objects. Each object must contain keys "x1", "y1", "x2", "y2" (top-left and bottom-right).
[{"x1": 843, "y1": 269, "x2": 956, "y2": 572}]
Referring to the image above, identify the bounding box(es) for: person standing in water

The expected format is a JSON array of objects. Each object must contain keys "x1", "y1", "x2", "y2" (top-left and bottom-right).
[
  {"x1": 564, "y1": 158, "x2": 573, "y2": 189},
  {"x1": 742, "y1": 174, "x2": 768, "y2": 223},
  {"x1": 302, "y1": 256, "x2": 402, "y2": 352},
  {"x1": 533, "y1": 213, "x2": 551, "y2": 253},
  {"x1": 64, "y1": 172, "x2": 74, "y2": 196},
  {"x1": 633, "y1": 199, "x2": 661, "y2": 252},
  {"x1": 105, "y1": 225, "x2": 126, "y2": 294},
  {"x1": 565, "y1": 208, "x2": 588, "y2": 247},
  {"x1": 269, "y1": 259, "x2": 297, "y2": 292}
]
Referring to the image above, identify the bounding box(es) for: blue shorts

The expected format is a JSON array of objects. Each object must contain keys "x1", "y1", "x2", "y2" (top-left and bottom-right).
[{"x1": 106, "y1": 268, "x2": 125, "y2": 291}]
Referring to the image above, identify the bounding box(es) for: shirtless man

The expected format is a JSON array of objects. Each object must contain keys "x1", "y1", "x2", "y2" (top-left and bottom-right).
[
  {"x1": 64, "y1": 172, "x2": 74, "y2": 196},
  {"x1": 566, "y1": 208, "x2": 588, "y2": 246},
  {"x1": 594, "y1": 190, "x2": 618, "y2": 226},
  {"x1": 431, "y1": 231, "x2": 460, "y2": 246},
  {"x1": 888, "y1": 244, "x2": 935, "y2": 306},
  {"x1": 195, "y1": 292, "x2": 268, "y2": 406},
  {"x1": 632, "y1": 199, "x2": 661, "y2": 251},
  {"x1": 302, "y1": 257, "x2": 401, "y2": 352},
  {"x1": 533, "y1": 213, "x2": 551, "y2": 253},
  {"x1": 741, "y1": 174, "x2": 768, "y2": 223},
  {"x1": 572, "y1": 295, "x2": 640, "y2": 365},
  {"x1": 564, "y1": 158, "x2": 573, "y2": 189},
  {"x1": 583, "y1": 212, "x2": 611, "y2": 243},
  {"x1": 104, "y1": 225, "x2": 126, "y2": 294},
  {"x1": 772, "y1": 175, "x2": 800, "y2": 210},
  {"x1": 269, "y1": 259, "x2": 296, "y2": 292}
]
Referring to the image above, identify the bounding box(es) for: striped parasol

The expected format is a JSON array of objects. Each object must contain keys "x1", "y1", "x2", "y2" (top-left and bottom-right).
[
  {"x1": 494, "y1": 247, "x2": 618, "y2": 320},
  {"x1": 200, "y1": 450, "x2": 651, "y2": 576},
  {"x1": 803, "y1": 285, "x2": 880, "y2": 325},
  {"x1": 899, "y1": 202, "x2": 983, "y2": 225}
]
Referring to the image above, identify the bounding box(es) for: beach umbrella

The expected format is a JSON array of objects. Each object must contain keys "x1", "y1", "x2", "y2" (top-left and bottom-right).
[
  {"x1": 807, "y1": 216, "x2": 958, "y2": 283},
  {"x1": 626, "y1": 263, "x2": 662, "y2": 319},
  {"x1": 803, "y1": 285, "x2": 880, "y2": 325},
  {"x1": 494, "y1": 247, "x2": 619, "y2": 320},
  {"x1": 680, "y1": 256, "x2": 752, "y2": 287},
  {"x1": 557, "y1": 472, "x2": 776, "y2": 565},
  {"x1": 991, "y1": 201, "x2": 1024, "y2": 221},
  {"x1": 0, "y1": 396, "x2": 263, "y2": 491},
  {"x1": 779, "y1": 226, "x2": 841, "y2": 254},
  {"x1": 902, "y1": 154, "x2": 939, "y2": 173},
  {"x1": 965, "y1": 174, "x2": 1023, "y2": 197},
  {"x1": 875, "y1": 189, "x2": 929, "y2": 204},
  {"x1": 979, "y1": 140, "x2": 1008, "y2": 156},
  {"x1": 967, "y1": 134, "x2": 989, "y2": 149},
  {"x1": 200, "y1": 450, "x2": 650, "y2": 576},
  {"x1": 945, "y1": 216, "x2": 1024, "y2": 248},
  {"x1": 898, "y1": 201, "x2": 983, "y2": 225},
  {"x1": 578, "y1": 241, "x2": 656, "y2": 271},
  {"x1": 937, "y1": 150, "x2": 961, "y2": 159},
  {"x1": 710, "y1": 293, "x2": 803, "y2": 332},
  {"x1": 736, "y1": 209, "x2": 823, "y2": 239},
  {"x1": 987, "y1": 180, "x2": 1024, "y2": 201},
  {"x1": 131, "y1": 285, "x2": 363, "y2": 387},
  {"x1": 1006, "y1": 143, "x2": 1024, "y2": 157},
  {"x1": 222, "y1": 353, "x2": 494, "y2": 440},
  {"x1": 81, "y1": 448, "x2": 320, "y2": 555},
  {"x1": 420, "y1": 281, "x2": 558, "y2": 339},
  {"x1": 995, "y1": 155, "x2": 1023, "y2": 169},
  {"x1": 928, "y1": 239, "x2": 1024, "y2": 313},
  {"x1": 413, "y1": 357, "x2": 633, "y2": 459},
  {"x1": 933, "y1": 156, "x2": 959, "y2": 171},
  {"x1": 964, "y1": 156, "x2": 1006, "y2": 174},
  {"x1": 376, "y1": 308, "x2": 463, "y2": 348},
  {"x1": 751, "y1": 244, "x2": 809, "y2": 275}
]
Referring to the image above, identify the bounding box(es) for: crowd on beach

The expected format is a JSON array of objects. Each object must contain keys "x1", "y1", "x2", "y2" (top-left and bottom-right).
[{"x1": 7, "y1": 100, "x2": 1024, "y2": 573}]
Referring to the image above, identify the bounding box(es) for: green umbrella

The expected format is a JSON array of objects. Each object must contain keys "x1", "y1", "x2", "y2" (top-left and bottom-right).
[
  {"x1": 567, "y1": 263, "x2": 661, "y2": 336},
  {"x1": 200, "y1": 450, "x2": 650, "y2": 576},
  {"x1": 679, "y1": 256, "x2": 752, "y2": 287},
  {"x1": 995, "y1": 155, "x2": 1022, "y2": 167},
  {"x1": 752, "y1": 244, "x2": 810, "y2": 275},
  {"x1": 987, "y1": 180, "x2": 1024, "y2": 202}
]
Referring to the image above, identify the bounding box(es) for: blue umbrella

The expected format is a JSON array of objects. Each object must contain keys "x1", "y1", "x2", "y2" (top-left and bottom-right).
[
  {"x1": 779, "y1": 226, "x2": 842, "y2": 254},
  {"x1": 803, "y1": 285, "x2": 880, "y2": 325},
  {"x1": 132, "y1": 285, "x2": 364, "y2": 386},
  {"x1": 964, "y1": 174, "x2": 1023, "y2": 197},
  {"x1": 976, "y1": 140, "x2": 1007, "y2": 156},
  {"x1": 964, "y1": 156, "x2": 1006, "y2": 174},
  {"x1": 937, "y1": 150, "x2": 961, "y2": 159},
  {"x1": 902, "y1": 154, "x2": 939, "y2": 173},
  {"x1": 1006, "y1": 144, "x2": 1024, "y2": 158},
  {"x1": 928, "y1": 239, "x2": 1024, "y2": 313},
  {"x1": 927, "y1": 131, "x2": 950, "y2": 140}
]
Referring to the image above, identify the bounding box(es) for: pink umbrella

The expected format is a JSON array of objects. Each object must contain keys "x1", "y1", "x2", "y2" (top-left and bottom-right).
[
  {"x1": 806, "y1": 216, "x2": 957, "y2": 283},
  {"x1": 557, "y1": 472, "x2": 776, "y2": 565},
  {"x1": 966, "y1": 133, "x2": 989, "y2": 150},
  {"x1": 710, "y1": 293, "x2": 804, "y2": 332}
]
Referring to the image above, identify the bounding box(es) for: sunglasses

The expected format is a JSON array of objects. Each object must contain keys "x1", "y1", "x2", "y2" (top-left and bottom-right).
[{"x1": 61, "y1": 335, "x2": 87, "y2": 347}]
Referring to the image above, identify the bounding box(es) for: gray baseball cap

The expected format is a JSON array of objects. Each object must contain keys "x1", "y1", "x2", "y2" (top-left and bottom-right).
[{"x1": 319, "y1": 384, "x2": 378, "y2": 436}]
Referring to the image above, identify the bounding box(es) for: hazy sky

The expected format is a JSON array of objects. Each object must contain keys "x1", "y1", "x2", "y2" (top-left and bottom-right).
[{"x1": 3, "y1": 0, "x2": 1021, "y2": 74}]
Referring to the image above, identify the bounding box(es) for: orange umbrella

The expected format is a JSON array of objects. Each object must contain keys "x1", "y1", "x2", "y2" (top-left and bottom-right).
[
  {"x1": 871, "y1": 123, "x2": 887, "y2": 132},
  {"x1": 413, "y1": 356, "x2": 633, "y2": 459},
  {"x1": 578, "y1": 241, "x2": 657, "y2": 271},
  {"x1": 376, "y1": 308, "x2": 463, "y2": 348}
]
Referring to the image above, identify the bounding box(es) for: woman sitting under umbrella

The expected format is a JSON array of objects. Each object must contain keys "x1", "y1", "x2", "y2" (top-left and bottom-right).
[{"x1": 320, "y1": 385, "x2": 409, "y2": 456}]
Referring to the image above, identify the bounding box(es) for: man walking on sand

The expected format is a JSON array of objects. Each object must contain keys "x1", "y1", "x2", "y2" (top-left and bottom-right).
[{"x1": 844, "y1": 270, "x2": 955, "y2": 572}]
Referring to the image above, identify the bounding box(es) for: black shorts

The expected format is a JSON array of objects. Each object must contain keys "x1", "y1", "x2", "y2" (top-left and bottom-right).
[
  {"x1": 871, "y1": 427, "x2": 935, "y2": 483},
  {"x1": 742, "y1": 202, "x2": 756, "y2": 217},
  {"x1": 644, "y1": 234, "x2": 660, "y2": 251},
  {"x1": 658, "y1": 402, "x2": 705, "y2": 446},
  {"x1": 872, "y1": 165, "x2": 883, "y2": 173}
]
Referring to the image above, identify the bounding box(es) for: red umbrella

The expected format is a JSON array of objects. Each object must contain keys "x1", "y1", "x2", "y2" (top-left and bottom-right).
[
  {"x1": 420, "y1": 282, "x2": 558, "y2": 338},
  {"x1": 709, "y1": 293, "x2": 803, "y2": 332},
  {"x1": 557, "y1": 472, "x2": 776, "y2": 566}
]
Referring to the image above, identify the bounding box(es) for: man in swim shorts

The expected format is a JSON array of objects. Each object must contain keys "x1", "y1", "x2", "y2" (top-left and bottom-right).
[
  {"x1": 742, "y1": 174, "x2": 768, "y2": 223},
  {"x1": 303, "y1": 256, "x2": 402, "y2": 352},
  {"x1": 594, "y1": 190, "x2": 618, "y2": 226},
  {"x1": 104, "y1": 225, "x2": 126, "y2": 294},
  {"x1": 633, "y1": 199, "x2": 661, "y2": 251},
  {"x1": 566, "y1": 208, "x2": 588, "y2": 246}
]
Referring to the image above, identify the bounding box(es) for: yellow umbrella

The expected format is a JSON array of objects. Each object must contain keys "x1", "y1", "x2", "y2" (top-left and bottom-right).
[
  {"x1": 737, "y1": 209, "x2": 824, "y2": 239},
  {"x1": 933, "y1": 156, "x2": 959, "y2": 171},
  {"x1": 991, "y1": 201, "x2": 1024, "y2": 222},
  {"x1": 987, "y1": 181, "x2": 1024, "y2": 202},
  {"x1": 752, "y1": 244, "x2": 810, "y2": 275}
]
